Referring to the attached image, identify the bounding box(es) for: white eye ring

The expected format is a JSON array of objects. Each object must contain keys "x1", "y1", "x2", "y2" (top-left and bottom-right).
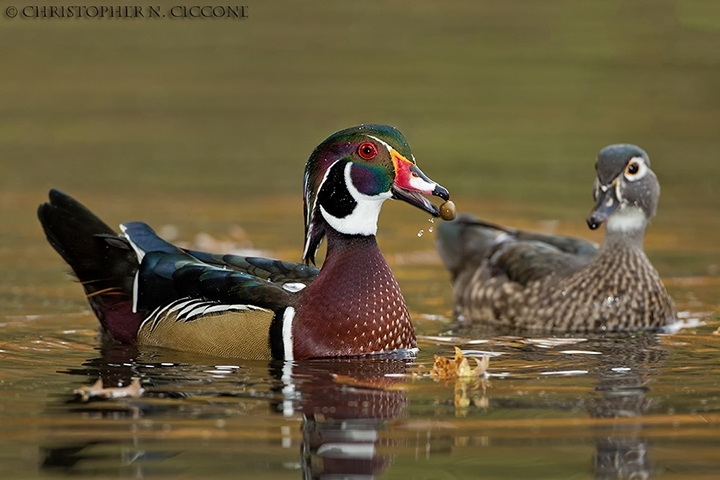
[{"x1": 623, "y1": 156, "x2": 648, "y2": 182}]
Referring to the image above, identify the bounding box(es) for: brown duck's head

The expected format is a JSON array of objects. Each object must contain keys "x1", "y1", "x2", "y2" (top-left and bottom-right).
[{"x1": 587, "y1": 144, "x2": 660, "y2": 233}]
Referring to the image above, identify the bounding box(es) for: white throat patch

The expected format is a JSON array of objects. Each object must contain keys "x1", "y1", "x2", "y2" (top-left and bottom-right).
[
  {"x1": 606, "y1": 205, "x2": 647, "y2": 232},
  {"x1": 319, "y1": 162, "x2": 391, "y2": 236}
]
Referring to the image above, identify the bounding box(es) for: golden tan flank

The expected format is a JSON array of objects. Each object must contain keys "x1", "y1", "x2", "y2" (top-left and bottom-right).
[{"x1": 137, "y1": 307, "x2": 277, "y2": 359}]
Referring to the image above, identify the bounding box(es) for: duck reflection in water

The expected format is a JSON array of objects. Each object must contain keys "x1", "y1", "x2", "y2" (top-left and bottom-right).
[
  {"x1": 40, "y1": 346, "x2": 412, "y2": 479},
  {"x1": 272, "y1": 357, "x2": 410, "y2": 479},
  {"x1": 586, "y1": 334, "x2": 667, "y2": 480},
  {"x1": 40, "y1": 334, "x2": 668, "y2": 480},
  {"x1": 452, "y1": 323, "x2": 667, "y2": 480}
]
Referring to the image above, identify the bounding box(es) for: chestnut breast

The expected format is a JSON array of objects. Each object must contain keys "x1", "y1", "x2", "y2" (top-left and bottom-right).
[{"x1": 293, "y1": 235, "x2": 416, "y2": 359}]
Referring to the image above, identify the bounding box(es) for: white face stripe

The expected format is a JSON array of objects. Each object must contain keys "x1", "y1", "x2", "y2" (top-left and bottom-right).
[
  {"x1": 302, "y1": 223, "x2": 318, "y2": 261},
  {"x1": 366, "y1": 134, "x2": 393, "y2": 154},
  {"x1": 305, "y1": 160, "x2": 336, "y2": 228},
  {"x1": 319, "y1": 162, "x2": 392, "y2": 236},
  {"x1": 304, "y1": 135, "x2": 381, "y2": 258},
  {"x1": 302, "y1": 160, "x2": 339, "y2": 260},
  {"x1": 614, "y1": 157, "x2": 648, "y2": 203},
  {"x1": 614, "y1": 177, "x2": 624, "y2": 203},
  {"x1": 304, "y1": 134, "x2": 406, "y2": 255},
  {"x1": 369, "y1": 134, "x2": 436, "y2": 193},
  {"x1": 282, "y1": 306, "x2": 295, "y2": 361},
  {"x1": 598, "y1": 156, "x2": 649, "y2": 202},
  {"x1": 345, "y1": 161, "x2": 394, "y2": 201}
]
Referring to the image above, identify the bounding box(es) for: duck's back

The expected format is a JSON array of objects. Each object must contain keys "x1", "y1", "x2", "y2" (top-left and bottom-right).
[
  {"x1": 437, "y1": 216, "x2": 675, "y2": 332},
  {"x1": 527, "y1": 236, "x2": 675, "y2": 332}
]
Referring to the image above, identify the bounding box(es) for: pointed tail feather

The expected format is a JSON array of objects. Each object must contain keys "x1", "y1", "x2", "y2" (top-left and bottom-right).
[{"x1": 38, "y1": 189, "x2": 143, "y2": 342}]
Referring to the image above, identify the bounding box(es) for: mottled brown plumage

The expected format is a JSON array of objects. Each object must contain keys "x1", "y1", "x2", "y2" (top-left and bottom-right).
[{"x1": 437, "y1": 144, "x2": 677, "y2": 332}]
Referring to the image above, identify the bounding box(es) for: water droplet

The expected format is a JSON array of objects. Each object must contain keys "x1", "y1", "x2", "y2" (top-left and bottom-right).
[
  {"x1": 417, "y1": 230, "x2": 424, "y2": 237},
  {"x1": 428, "y1": 218, "x2": 435, "y2": 224},
  {"x1": 428, "y1": 227, "x2": 434, "y2": 233}
]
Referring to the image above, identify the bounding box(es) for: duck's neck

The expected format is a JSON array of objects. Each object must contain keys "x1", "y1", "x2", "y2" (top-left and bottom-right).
[
  {"x1": 581, "y1": 209, "x2": 660, "y2": 294},
  {"x1": 293, "y1": 229, "x2": 416, "y2": 360},
  {"x1": 573, "y1": 215, "x2": 676, "y2": 330},
  {"x1": 601, "y1": 228, "x2": 646, "y2": 254},
  {"x1": 602, "y1": 206, "x2": 648, "y2": 251},
  {"x1": 597, "y1": 213, "x2": 649, "y2": 266},
  {"x1": 591, "y1": 223, "x2": 650, "y2": 278}
]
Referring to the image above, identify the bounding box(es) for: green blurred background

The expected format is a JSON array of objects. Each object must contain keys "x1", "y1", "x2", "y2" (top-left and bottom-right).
[
  {"x1": 2, "y1": 5, "x2": 719, "y2": 478},
  {"x1": 1, "y1": 0, "x2": 719, "y2": 312}
]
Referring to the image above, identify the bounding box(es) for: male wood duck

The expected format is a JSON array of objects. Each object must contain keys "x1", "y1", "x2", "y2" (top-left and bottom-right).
[
  {"x1": 39, "y1": 125, "x2": 452, "y2": 360},
  {"x1": 436, "y1": 144, "x2": 677, "y2": 332}
]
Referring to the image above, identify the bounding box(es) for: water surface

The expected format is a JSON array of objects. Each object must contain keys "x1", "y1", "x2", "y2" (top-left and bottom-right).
[{"x1": 2, "y1": 1, "x2": 720, "y2": 478}]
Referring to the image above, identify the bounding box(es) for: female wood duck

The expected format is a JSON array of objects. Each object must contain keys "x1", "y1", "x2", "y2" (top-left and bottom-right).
[
  {"x1": 436, "y1": 144, "x2": 677, "y2": 332},
  {"x1": 39, "y1": 124, "x2": 451, "y2": 360}
]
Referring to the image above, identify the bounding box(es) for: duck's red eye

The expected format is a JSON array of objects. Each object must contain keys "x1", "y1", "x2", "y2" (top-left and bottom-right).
[{"x1": 357, "y1": 142, "x2": 378, "y2": 160}]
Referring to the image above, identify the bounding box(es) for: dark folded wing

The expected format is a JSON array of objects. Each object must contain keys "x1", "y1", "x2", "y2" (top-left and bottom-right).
[
  {"x1": 120, "y1": 222, "x2": 304, "y2": 314},
  {"x1": 185, "y1": 249, "x2": 319, "y2": 286},
  {"x1": 487, "y1": 239, "x2": 595, "y2": 286}
]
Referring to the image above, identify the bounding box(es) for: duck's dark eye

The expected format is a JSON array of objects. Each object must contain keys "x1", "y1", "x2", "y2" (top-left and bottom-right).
[
  {"x1": 357, "y1": 142, "x2": 378, "y2": 160},
  {"x1": 626, "y1": 161, "x2": 639, "y2": 175}
]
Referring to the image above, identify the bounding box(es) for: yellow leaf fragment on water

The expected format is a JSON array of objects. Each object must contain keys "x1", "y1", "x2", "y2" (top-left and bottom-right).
[
  {"x1": 431, "y1": 346, "x2": 489, "y2": 380},
  {"x1": 430, "y1": 353, "x2": 458, "y2": 380},
  {"x1": 74, "y1": 378, "x2": 144, "y2": 402}
]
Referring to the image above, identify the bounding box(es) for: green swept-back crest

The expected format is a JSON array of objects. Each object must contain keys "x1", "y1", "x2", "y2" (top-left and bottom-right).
[{"x1": 302, "y1": 124, "x2": 414, "y2": 264}]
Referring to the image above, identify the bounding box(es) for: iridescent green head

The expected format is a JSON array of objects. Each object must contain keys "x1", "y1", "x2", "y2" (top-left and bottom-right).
[{"x1": 302, "y1": 124, "x2": 450, "y2": 264}]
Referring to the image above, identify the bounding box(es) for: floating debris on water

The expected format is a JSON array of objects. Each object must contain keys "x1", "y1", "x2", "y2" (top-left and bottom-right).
[
  {"x1": 74, "y1": 378, "x2": 144, "y2": 402},
  {"x1": 430, "y1": 347, "x2": 490, "y2": 413},
  {"x1": 431, "y1": 347, "x2": 489, "y2": 380}
]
